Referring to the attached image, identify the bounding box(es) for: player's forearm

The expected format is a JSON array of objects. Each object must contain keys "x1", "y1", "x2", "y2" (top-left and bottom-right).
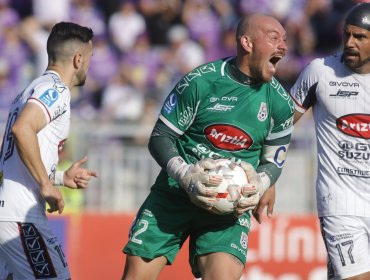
[
  {"x1": 12, "y1": 123, "x2": 50, "y2": 187},
  {"x1": 257, "y1": 162, "x2": 281, "y2": 187},
  {"x1": 148, "y1": 119, "x2": 181, "y2": 170},
  {"x1": 148, "y1": 135, "x2": 179, "y2": 170},
  {"x1": 293, "y1": 110, "x2": 304, "y2": 124},
  {"x1": 257, "y1": 135, "x2": 290, "y2": 188}
]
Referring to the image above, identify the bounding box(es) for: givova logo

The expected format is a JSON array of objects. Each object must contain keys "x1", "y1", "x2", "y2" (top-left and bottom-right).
[{"x1": 40, "y1": 89, "x2": 58, "y2": 107}]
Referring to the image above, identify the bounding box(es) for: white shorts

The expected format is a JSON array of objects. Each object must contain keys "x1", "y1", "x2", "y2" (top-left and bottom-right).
[
  {"x1": 0, "y1": 221, "x2": 70, "y2": 280},
  {"x1": 320, "y1": 216, "x2": 370, "y2": 279}
]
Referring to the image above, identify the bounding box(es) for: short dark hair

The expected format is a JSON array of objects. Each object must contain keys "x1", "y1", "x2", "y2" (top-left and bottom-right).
[{"x1": 47, "y1": 22, "x2": 94, "y2": 62}]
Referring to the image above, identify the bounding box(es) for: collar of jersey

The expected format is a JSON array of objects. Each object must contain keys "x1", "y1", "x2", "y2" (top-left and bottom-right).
[
  {"x1": 227, "y1": 58, "x2": 260, "y2": 86},
  {"x1": 43, "y1": 70, "x2": 61, "y2": 79}
]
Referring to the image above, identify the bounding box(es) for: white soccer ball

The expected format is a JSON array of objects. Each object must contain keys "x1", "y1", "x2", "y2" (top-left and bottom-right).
[{"x1": 208, "y1": 159, "x2": 248, "y2": 215}]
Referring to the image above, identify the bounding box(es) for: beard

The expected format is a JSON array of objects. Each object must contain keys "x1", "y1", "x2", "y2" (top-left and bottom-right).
[
  {"x1": 76, "y1": 70, "x2": 87, "y2": 87},
  {"x1": 343, "y1": 50, "x2": 370, "y2": 70},
  {"x1": 249, "y1": 65, "x2": 267, "y2": 83}
]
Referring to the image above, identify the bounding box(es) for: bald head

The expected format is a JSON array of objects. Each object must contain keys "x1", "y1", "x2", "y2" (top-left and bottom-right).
[
  {"x1": 234, "y1": 13, "x2": 287, "y2": 82},
  {"x1": 236, "y1": 13, "x2": 281, "y2": 42}
]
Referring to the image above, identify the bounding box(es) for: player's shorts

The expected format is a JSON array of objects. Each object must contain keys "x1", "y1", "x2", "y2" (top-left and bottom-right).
[
  {"x1": 320, "y1": 215, "x2": 370, "y2": 279},
  {"x1": 123, "y1": 188, "x2": 251, "y2": 277},
  {"x1": 0, "y1": 221, "x2": 70, "y2": 280}
]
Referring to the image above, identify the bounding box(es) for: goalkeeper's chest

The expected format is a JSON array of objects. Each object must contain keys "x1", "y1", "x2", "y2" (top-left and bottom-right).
[{"x1": 189, "y1": 105, "x2": 271, "y2": 150}]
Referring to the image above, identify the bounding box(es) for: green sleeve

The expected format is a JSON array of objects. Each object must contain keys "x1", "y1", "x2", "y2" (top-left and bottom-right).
[{"x1": 148, "y1": 118, "x2": 181, "y2": 169}]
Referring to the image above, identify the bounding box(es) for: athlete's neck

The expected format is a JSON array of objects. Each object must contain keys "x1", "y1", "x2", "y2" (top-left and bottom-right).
[
  {"x1": 46, "y1": 64, "x2": 73, "y2": 88},
  {"x1": 228, "y1": 59, "x2": 260, "y2": 86}
]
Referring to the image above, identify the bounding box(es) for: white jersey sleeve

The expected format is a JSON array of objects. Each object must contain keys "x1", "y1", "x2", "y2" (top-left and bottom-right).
[
  {"x1": 290, "y1": 57, "x2": 322, "y2": 113},
  {"x1": 0, "y1": 71, "x2": 71, "y2": 223},
  {"x1": 290, "y1": 54, "x2": 370, "y2": 217}
]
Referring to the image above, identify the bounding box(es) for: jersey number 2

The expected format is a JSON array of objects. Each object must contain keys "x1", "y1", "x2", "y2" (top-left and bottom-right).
[{"x1": 131, "y1": 219, "x2": 149, "y2": 245}]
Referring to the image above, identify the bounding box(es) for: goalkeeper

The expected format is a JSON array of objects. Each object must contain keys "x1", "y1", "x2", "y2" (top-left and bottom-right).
[{"x1": 122, "y1": 13, "x2": 294, "y2": 280}]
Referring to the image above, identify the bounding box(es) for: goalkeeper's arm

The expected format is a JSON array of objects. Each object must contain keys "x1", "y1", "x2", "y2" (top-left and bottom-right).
[
  {"x1": 148, "y1": 118, "x2": 181, "y2": 170},
  {"x1": 256, "y1": 134, "x2": 291, "y2": 194},
  {"x1": 148, "y1": 119, "x2": 222, "y2": 209}
]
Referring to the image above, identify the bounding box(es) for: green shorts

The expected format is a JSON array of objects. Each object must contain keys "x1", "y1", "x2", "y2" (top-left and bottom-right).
[{"x1": 123, "y1": 188, "x2": 251, "y2": 277}]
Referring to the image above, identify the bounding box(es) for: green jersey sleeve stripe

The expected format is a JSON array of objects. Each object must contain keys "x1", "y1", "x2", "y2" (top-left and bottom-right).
[
  {"x1": 266, "y1": 126, "x2": 293, "y2": 141},
  {"x1": 159, "y1": 114, "x2": 185, "y2": 135},
  {"x1": 264, "y1": 134, "x2": 291, "y2": 146}
]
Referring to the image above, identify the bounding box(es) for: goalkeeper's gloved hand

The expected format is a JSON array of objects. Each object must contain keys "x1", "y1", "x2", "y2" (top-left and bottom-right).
[
  {"x1": 230, "y1": 161, "x2": 267, "y2": 216},
  {"x1": 167, "y1": 156, "x2": 223, "y2": 210}
]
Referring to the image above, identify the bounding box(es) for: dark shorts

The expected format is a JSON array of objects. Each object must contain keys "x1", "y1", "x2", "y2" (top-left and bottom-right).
[{"x1": 123, "y1": 188, "x2": 251, "y2": 277}]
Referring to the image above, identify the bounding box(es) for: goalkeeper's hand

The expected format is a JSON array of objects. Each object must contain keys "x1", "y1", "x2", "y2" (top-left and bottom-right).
[
  {"x1": 167, "y1": 157, "x2": 223, "y2": 210},
  {"x1": 252, "y1": 184, "x2": 275, "y2": 224},
  {"x1": 231, "y1": 161, "x2": 266, "y2": 217}
]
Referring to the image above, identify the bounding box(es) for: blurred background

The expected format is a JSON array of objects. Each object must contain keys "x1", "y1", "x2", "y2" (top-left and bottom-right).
[{"x1": 0, "y1": 0, "x2": 366, "y2": 279}]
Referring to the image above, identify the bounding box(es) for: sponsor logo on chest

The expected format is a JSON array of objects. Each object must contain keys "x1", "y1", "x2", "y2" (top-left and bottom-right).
[
  {"x1": 210, "y1": 96, "x2": 238, "y2": 103},
  {"x1": 207, "y1": 96, "x2": 238, "y2": 112},
  {"x1": 336, "y1": 114, "x2": 370, "y2": 139},
  {"x1": 206, "y1": 103, "x2": 234, "y2": 112},
  {"x1": 337, "y1": 140, "x2": 370, "y2": 162},
  {"x1": 204, "y1": 124, "x2": 253, "y2": 151},
  {"x1": 328, "y1": 81, "x2": 359, "y2": 99}
]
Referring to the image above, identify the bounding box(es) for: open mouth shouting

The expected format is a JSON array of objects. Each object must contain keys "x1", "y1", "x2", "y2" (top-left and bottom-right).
[{"x1": 268, "y1": 53, "x2": 284, "y2": 74}]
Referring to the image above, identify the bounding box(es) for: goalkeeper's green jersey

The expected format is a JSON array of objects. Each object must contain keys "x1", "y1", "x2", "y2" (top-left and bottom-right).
[{"x1": 154, "y1": 57, "x2": 294, "y2": 194}]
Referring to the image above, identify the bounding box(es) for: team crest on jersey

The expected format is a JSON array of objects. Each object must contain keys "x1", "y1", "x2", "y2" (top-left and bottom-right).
[
  {"x1": 40, "y1": 89, "x2": 58, "y2": 107},
  {"x1": 240, "y1": 232, "x2": 248, "y2": 249},
  {"x1": 257, "y1": 102, "x2": 268, "y2": 121}
]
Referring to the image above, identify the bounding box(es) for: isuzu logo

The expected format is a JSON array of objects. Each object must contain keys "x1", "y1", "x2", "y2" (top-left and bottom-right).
[{"x1": 204, "y1": 124, "x2": 253, "y2": 151}]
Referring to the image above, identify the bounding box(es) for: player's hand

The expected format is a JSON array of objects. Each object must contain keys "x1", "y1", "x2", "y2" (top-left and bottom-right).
[
  {"x1": 40, "y1": 183, "x2": 65, "y2": 214},
  {"x1": 231, "y1": 161, "x2": 263, "y2": 216},
  {"x1": 178, "y1": 158, "x2": 223, "y2": 210},
  {"x1": 252, "y1": 184, "x2": 275, "y2": 224},
  {"x1": 235, "y1": 186, "x2": 259, "y2": 216},
  {"x1": 63, "y1": 156, "x2": 98, "y2": 189}
]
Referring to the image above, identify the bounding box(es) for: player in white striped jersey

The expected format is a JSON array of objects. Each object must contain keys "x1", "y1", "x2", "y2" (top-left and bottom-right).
[
  {"x1": 290, "y1": 3, "x2": 370, "y2": 279},
  {"x1": 0, "y1": 22, "x2": 97, "y2": 280}
]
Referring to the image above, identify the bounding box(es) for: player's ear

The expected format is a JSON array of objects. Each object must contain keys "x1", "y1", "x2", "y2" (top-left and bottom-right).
[
  {"x1": 73, "y1": 53, "x2": 83, "y2": 70},
  {"x1": 240, "y1": 35, "x2": 253, "y2": 52}
]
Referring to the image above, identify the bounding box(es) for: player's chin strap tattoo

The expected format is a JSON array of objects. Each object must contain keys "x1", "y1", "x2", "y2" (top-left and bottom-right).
[{"x1": 167, "y1": 156, "x2": 223, "y2": 209}]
